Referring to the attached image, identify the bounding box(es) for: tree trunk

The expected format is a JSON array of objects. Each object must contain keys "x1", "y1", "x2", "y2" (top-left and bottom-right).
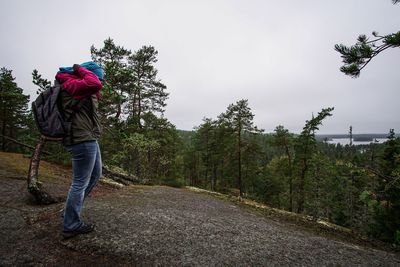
[
  {"x1": 349, "y1": 172, "x2": 355, "y2": 226},
  {"x1": 289, "y1": 175, "x2": 293, "y2": 212},
  {"x1": 27, "y1": 137, "x2": 59, "y2": 204},
  {"x1": 313, "y1": 165, "x2": 321, "y2": 220},
  {"x1": 2, "y1": 119, "x2": 6, "y2": 151},
  {"x1": 284, "y1": 142, "x2": 293, "y2": 212},
  {"x1": 0, "y1": 134, "x2": 52, "y2": 155},
  {"x1": 196, "y1": 151, "x2": 201, "y2": 186},
  {"x1": 102, "y1": 166, "x2": 140, "y2": 184},
  {"x1": 297, "y1": 159, "x2": 308, "y2": 213},
  {"x1": 211, "y1": 163, "x2": 217, "y2": 191},
  {"x1": 134, "y1": 148, "x2": 141, "y2": 178},
  {"x1": 137, "y1": 75, "x2": 143, "y2": 129},
  {"x1": 115, "y1": 90, "x2": 122, "y2": 120},
  {"x1": 238, "y1": 128, "x2": 243, "y2": 196},
  {"x1": 115, "y1": 103, "x2": 121, "y2": 120}
]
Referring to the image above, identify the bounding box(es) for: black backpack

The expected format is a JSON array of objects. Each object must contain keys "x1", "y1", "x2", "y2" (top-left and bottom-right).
[{"x1": 32, "y1": 83, "x2": 85, "y2": 139}]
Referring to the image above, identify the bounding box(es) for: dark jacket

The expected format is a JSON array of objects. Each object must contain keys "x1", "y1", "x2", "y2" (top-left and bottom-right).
[{"x1": 55, "y1": 67, "x2": 102, "y2": 146}]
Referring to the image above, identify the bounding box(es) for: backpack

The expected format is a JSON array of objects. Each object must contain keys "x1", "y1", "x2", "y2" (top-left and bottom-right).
[{"x1": 32, "y1": 83, "x2": 85, "y2": 139}]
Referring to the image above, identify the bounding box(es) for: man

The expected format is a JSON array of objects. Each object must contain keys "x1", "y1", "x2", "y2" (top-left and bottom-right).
[{"x1": 56, "y1": 62, "x2": 103, "y2": 239}]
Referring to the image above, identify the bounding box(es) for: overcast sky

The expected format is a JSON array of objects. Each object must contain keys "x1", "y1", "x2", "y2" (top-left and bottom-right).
[{"x1": 1, "y1": 0, "x2": 399, "y2": 134}]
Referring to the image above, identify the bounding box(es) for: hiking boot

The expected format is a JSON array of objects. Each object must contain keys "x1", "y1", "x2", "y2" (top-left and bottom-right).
[{"x1": 62, "y1": 223, "x2": 95, "y2": 240}]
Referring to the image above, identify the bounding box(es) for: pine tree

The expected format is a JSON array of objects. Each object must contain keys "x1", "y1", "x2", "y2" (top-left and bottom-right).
[
  {"x1": 219, "y1": 99, "x2": 263, "y2": 196},
  {"x1": 0, "y1": 67, "x2": 29, "y2": 151},
  {"x1": 272, "y1": 125, "x2": 294, "y2": 211},
  {"x1": 335, "y1": 1, "x2": 400, "y2": 77},
  {"x1": 91, "y1": 38, "x2": 132, "y2": 122},
  {"x1": 92, "y1": 39, "x2": 177, "y2": 182},
  {"x1": 294, "y1": 107, "x2": 334, "y2": 213},
  {"x1": 193, "y1": 118, "x2": 216, "y2": 188},
  {"x1": 32, "y1": 69, "x2": 52, "y2": 94},
  {"x1": 127, "y1": 45, "x2": 168, "y2": 130},
  {"x1": 372, "y1": 129, "x2": 400, "y2": 243}
]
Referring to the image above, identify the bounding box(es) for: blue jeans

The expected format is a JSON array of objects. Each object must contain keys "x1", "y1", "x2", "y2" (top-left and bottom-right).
[{"x1": 63, "y1": 140, "x2": 102, "y2": 232}]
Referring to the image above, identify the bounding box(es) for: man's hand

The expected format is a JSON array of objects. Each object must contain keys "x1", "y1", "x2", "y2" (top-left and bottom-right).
[{"x1": 73, "y1": 64, "x2": 80, "y2": 75}]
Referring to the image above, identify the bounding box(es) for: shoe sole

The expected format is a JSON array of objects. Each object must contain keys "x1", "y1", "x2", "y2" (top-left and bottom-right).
[{"x1": 62, "y1": 224, "x2": 95, "y2": 239}]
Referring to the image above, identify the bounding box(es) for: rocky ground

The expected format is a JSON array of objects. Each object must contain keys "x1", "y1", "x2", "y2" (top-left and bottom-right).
[{"x1": 0, "y1": 152, "x2": 399, "y2": 266}]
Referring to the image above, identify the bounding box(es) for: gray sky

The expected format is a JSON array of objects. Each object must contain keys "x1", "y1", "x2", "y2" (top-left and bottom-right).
[{"x1": 1, "y1": 0, "x2": 399, "y2": 134}]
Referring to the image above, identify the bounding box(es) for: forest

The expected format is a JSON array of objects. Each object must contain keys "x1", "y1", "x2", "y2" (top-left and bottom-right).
[{"x1": 1, "y1": 38, "x2": 399, "y2": 245}]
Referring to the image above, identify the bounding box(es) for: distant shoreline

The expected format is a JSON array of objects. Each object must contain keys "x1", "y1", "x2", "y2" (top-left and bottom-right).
[
  {"x1": 178, "y1": 130, "x2": 399, "y2": 140},
  {"x1": 315, "y1": 134, "x2": 397, "y2": 141}
]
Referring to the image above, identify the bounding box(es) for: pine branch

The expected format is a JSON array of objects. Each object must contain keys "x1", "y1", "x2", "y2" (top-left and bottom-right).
[
  {"x1": 335, "y1": 31, "x2": 400, "y2": 77},
  {"x1": 364, "y1": 166, "x2": 400, "y2": 192},
  {"x1": 0, "y1": 134, "x2": 52, "y2": 155}
]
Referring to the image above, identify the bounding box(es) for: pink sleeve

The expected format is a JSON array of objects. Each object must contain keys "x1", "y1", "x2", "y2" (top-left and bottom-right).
[{"x1": 56, "y1": 67, "x2": 102, "y2": 100}]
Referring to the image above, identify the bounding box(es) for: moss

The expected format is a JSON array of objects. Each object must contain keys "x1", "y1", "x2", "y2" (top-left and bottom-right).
[{"x1": 0, "y1": 152, "x2": 70, "y2": 183}]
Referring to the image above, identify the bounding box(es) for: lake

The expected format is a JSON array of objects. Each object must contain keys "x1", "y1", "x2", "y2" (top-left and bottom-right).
[{"x1": 326, "y1": 138, "x2": 388, "y2": 146}]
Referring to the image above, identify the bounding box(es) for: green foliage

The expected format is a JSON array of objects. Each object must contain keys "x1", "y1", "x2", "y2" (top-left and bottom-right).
[
  {"x1": 273, "y1": 125, "x2": 293, "y2": 149},
  {"x1": 271, "y1": 125, "x2": 294, "y2": 210},
  {"x1": 369, "y1": 130, "x2": 400, "y2": 243},
  {"x1": 220, "y1": 99, "x2": 261, "y2": 133},
  {"x1": 32, "y1": 69, "x2": 52, "y2": 94},
  {"x1": 219, "y1": 99, "x2": 263, "y2": 196},
  {"x1": 90, "y1": 38, "x2": 179, "y2": 184},
  {"x1": 334, "y1": 7, "x2": 400, "y2": 241},
  {"x1": 359, "y1": 190, "x2": 378, "y2": 209},
  {"x1": 0, "y1": 67, "x2": 30, "y2": 152},
  {"x1": 294, "y1": 107, "x2": 334, "y2": 213},
  {"x1": 186, "y1": 117, "x2": 234, "y2": 189},
  {"x1": 395, "y1": 230, "x2": 400, "y2": 245},
  {"x1": 262, "y1": 156, "x2": 289, "y2": 207},
  {"x1": 379, "y1": 129, "x2": 400, "y2": 176},
  {"x1": 335, "y1": 32, "x2": 400, "y2": 77},
  {"x1": 91, "y1": 38, "x2": 132, "y2": 122},
  {"x1": 120, "y1": 133, "x2": 160, "y2": 176},
  {"x1": 91, "y1": 39, "x2": 168, "y2": 131},
  {"x1": 183, "y1": 100, "x2": 263, "y2": 196},
  {"x1": 127, "y1": 45, "x2": 169, "y2": 124},
  {"x1": 335, "y1": 1, "x2": 399, "y2": 77}
]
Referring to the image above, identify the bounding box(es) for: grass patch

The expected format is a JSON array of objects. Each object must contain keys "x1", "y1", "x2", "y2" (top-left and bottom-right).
[{"x1": 0, "y1": 152, "x2": 70, "y2": 183}]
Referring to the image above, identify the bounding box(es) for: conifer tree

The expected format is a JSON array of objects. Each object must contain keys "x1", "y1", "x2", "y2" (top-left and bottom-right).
[
  {"x1": 369, "y1": 129, "x2": 400, "y2": 243},
  {"x1": 127, "y1": 45, "x2": 168, "y2": 130},
  {"x1": 91, "y1": 39, "x2": 131, "y2": 166},
  {"x1": 273, "y1": 125, "x2": 294, "y2": 211},
  {"x1": 92, "y1": 39, "x2": 177, "y2": 182},
  {"x1": 32, "y1": 69, "x2": 52, "y2": 94},
  {"x1": 91, "y1": 38, "x2": 131, "y2": 122},
  {"x1": 0, "y1": 67, "x2": 29, "y2": 151},
  {"x1": 294, "y1": 107, "x2": 334, "y2": 213},
  {"x1": 220, "y1": 99, "x2": 263, "y2": 196},
  {"x1": 335, "y1": 1, "x2": 399, "y2": 77},
  {"x1": 193, "y1": 118, "x2": 216, "y2": 188}
]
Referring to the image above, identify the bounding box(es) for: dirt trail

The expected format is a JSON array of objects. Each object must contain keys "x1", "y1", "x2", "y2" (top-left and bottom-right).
[{"x1": 0, "y1": 152, "x2": 399, "y2": 266}]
